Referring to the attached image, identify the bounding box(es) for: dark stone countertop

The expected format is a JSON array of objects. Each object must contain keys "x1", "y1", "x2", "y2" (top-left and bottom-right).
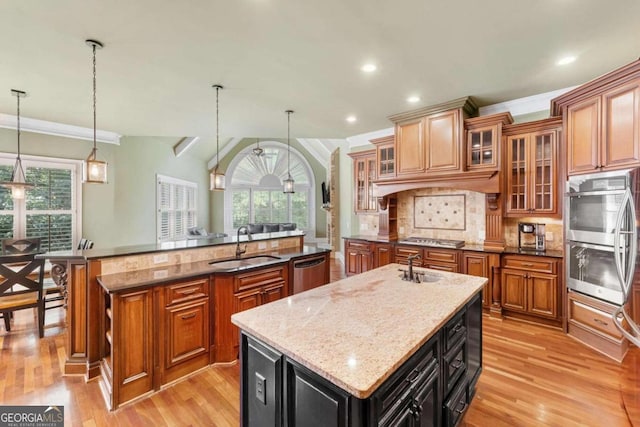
[{"x1": 96, "y1": 245, "x2": 329, "y2": 293}]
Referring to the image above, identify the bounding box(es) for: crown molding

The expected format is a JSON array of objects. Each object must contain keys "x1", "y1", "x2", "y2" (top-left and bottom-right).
[
  {"x1": 0, "y1": 113, "x2": 121, "y2": 145},
  {"x1": 478, "y1": 86, "x2": 578, "y2": 117}
]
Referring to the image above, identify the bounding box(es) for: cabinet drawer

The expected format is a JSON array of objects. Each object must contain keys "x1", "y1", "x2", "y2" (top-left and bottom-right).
[
  {"x1": 443, "y1": 377, "x2": 469, "y2": 427},
  {"x1": 444, "y1": 310, "x2": 466, "y2": 352},
  {"x1": 346, "y1": 240, "x2": 372, "y2": 252},
  {"x1": 234, "y1": 266, "x2": 285, "y2": 293},
  {"x1": 394, "y1": 246, "x2": 422, "y2": 265},
  {"x1": 372, "y1": 335, "x2": 438, "y2": 418},
  {"x1": 424, "y1": 262, "x2": 459, "y2": 273},
  {"x1": 443, "y1": 338, "x2": 466, "y2": 395},
  {"x1": 569, "y1": 297, "x2": 623, "y2": 340},
  {"x1": 502, "y1": 256, "x2": 556, "y2": 274},
  {"x1": 166, "y1": 278, "x2": 209, "y2": 306},
  {"x1": 424, "y1": 248, "x2": 458, "y2": 264}
]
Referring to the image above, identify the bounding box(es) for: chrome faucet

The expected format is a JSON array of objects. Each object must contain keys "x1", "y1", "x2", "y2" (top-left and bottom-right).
[
  {"x1": 407, "y1": 253, "x2": 422, "y2": 282},
  {"x1": 236, "y1": 226, "x2": 250, "y2": 258}
]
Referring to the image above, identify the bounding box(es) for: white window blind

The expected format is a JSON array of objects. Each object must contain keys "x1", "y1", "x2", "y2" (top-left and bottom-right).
[
  {"x1": 157, "y1": 174, "x2": 197, "y2": 242},
  {"x1": 0, "y1": 155, "x2": 81, "y2": 252}
]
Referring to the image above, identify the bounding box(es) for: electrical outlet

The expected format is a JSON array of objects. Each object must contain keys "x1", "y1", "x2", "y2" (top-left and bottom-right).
[
  {"x1": 360, "y1": 223, "x2": 369, "y2": 231},
  {"x1": 258, "y1": 242, "x2": 267, "y2": 250},
  {"x1": 255, "y1": 373, "x2": 266, "y2": 404},
  {"x1": 153, "y1": 269, "x2": 168, "y2": 279},
  {"x1": 399, "y1": 226, "x2": 405, "y2": 234},
  {"x1": 270, "y1": 240, "x2": 279, "y2": 248},
  {"x1": 153, "y1": 254, "x2": 168, "y2": 264},
  {"x1": 545, "y1": 231, "x2": 554, "y2": 241}
]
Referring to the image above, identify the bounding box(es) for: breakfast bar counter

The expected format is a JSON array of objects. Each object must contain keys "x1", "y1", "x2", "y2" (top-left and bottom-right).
[{"x1": 232, "y1": 263, "x2": 486, "y2": 426}]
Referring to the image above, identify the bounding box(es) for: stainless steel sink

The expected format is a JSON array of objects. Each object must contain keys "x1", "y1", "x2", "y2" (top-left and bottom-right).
[{"x1": 209, "y1": 255, "x2": 282, "y2": 269}]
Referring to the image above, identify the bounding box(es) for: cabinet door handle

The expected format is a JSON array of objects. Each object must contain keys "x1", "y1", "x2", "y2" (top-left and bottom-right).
[
  {"x1": 181, "y1": 313, "x2": 197, "y2": 320},
  {"x1": 178, "y1": 288, "x2": 198, "y2": 295},
  {"x1": 455, "y1": 402, "x2": 468, "y2": 415},
  {"x1": 593, "y1": 318, "x2": 608, "y2": 326},
  {"x1": 451, "y1": 359, "x2": 464, "y2": 370}
]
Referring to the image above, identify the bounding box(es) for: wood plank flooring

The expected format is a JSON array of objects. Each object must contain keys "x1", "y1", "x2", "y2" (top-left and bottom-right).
[{"x1": 0, "y1": 257, "x2": 638, "y2": 426}]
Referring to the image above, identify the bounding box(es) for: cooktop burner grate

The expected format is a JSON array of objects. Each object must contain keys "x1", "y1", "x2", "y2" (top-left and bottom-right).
[{"x1": 399, "y1": 237, "x2": 465, "y2": 249}]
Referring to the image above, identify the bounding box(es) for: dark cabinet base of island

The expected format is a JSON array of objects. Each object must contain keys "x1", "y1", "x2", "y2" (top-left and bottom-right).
[{"x1": 239, "y1": 292, "x2": 482, "y2": 427}]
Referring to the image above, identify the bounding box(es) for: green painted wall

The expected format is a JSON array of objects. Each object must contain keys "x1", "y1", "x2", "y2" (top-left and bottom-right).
[
  {"x1": 0, "y1": 129, "x2": 210, "y2": 248},
  {"x1": 212, "y1": 138, "x2": 328, "y2": 238}
]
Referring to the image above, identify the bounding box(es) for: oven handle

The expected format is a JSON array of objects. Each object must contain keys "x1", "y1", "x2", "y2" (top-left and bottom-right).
[
  {"x1": 566, "y1": 189, "x2": 627, "y2": 197},
  {"x1": 568, "y1": 241, "x2": 615, "y2": 252},
  {"x1": 613, "y1": 305, "x2": 640, "y2": 348}
]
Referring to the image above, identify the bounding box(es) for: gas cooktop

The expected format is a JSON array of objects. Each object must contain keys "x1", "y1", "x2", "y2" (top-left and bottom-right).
[{"x1": 399, "y1": 237, "x2": 465, "y2": 249}]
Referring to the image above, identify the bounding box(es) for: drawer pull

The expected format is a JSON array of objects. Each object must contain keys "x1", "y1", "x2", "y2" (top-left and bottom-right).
[
  {"x1": 453, "y1": 324, "x2": 463, "y2": 333},
  {"x1": 405, "y1": 368, "x2": 421, "y2": 383},
  {"x1": 455, "y1": 402, "x2": 468, "y2": 414},
  {"x1": 181, "y1": 313, "x2": 197, "y2": 320},
  {"x1": 451, "y1": 359, "x2": 463, "y2": 369},
  {"x1": 178, "y1": 288, "x2": 198, "y2": 295},
  {"x1": 593, "y1": 318, "x2": 608, "y2": 326}
]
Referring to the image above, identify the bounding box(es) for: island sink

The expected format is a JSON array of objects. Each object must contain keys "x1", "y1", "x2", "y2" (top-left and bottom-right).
[{"x1": 208, "y1": 255, "x2": 282, "y2": 269}]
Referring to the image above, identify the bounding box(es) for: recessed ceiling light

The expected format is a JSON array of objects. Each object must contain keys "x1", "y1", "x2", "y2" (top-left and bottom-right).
[
  {"x1": 346, "y1": 116, "x2": 357, "y2": 123},
  {"x1": 361, "y1": 63, "x2": 377, "y2": 73},
  {"x1": 407, "y1": 96, "x2": 421, "y2": 103},
  {"x1": 557, "y1": 56, "x2": 577, "y2": 66}
]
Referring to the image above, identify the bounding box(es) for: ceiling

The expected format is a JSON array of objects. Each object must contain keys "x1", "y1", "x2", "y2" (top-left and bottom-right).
[{"x1": 0, "y1": 0, "x2": 639, "y2": 148}]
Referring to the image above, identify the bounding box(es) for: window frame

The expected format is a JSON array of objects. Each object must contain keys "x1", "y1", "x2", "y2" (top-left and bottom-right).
[
  {"x1": 156, "y1": 174, "x2": 198, "y2": 242},
  {"x1": 0, "y1": 153, "x2": 83, "y2": 251},
  {"x1": 224, "y1": 140, "x2": 315, "y2": 237}
]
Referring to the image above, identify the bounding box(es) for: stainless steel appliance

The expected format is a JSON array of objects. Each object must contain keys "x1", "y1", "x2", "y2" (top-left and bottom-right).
[
  {"x1": 398, "y1": 237, "x2": 465, "y2": 249},
  {"x1": 565, "y1": 168, "x2": 640, "y2": 346},
  {"x1": 518, "y1": 222, "x2": 546, "y2": 252},
  {"x1": 292, "y1": 254, "x2": 328, "y2": 294}
]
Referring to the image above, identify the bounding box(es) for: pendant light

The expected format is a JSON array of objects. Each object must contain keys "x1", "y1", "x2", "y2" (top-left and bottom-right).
[
  {"x1": 252, "y1": 138, "x2": 264, "y2": 157},
  {"x1": 0, "y1": 89, "x2": 34, "y2": 199},
  {"x1": 84, "y1": 39, "x2": 107, "y2": 183},
  {"x1": 283, "y1": 110, "x2": 295, "y2": 194},
  {"x1": 210, "y1": 84, "x2": 225, "y2": 191}
]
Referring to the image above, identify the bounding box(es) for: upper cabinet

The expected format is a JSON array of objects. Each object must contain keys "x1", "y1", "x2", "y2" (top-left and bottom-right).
[
  {"x1": 348, "y1": 149, "x2": 377, "y2": 214},
  {"x1": 464, "y1": 112, "x2": 514, "y2": 171},
  {"x1": 503, "y1": 118, "x2": 562, "y2": 217},
  {"x1": 370, "y1": 135, "x2": 396, "y2": 180},
  {"x1": 551, "y1": 59, "x2": 640, "y2": 176},
  {"x1": 388, "y1": 97, "x2": 478, "y2": 179}
]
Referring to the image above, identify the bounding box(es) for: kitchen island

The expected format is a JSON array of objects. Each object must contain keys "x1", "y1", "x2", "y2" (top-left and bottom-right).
[{"x1": 232, "y1": 263, "x2": 486, "y2": 426}]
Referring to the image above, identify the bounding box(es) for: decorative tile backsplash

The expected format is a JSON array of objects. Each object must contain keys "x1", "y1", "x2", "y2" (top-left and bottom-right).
[{"x1": 414, "y1": 194, "x2": 465, "y2": 230}]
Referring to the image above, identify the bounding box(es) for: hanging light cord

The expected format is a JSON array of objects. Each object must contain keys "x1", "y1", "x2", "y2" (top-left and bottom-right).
[
  {"x1": 215, "y1": 85, "x2": 220, "y2": 172},
  {"x1": 287, "y1": 111, "x2": 291, "y2": 176},
  {"x1": 92, "y1": 43, "x2": 97, "y2": 156},
  {"x1": 16, "y1": 91, "x2": 21, "y2": 161}
]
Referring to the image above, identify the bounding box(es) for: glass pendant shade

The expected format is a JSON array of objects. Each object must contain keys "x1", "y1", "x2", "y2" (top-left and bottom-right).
[
  {"x1": 85, "y1": 148, "x2": 108, "y2": 183},
  {"x1": 283, "y1": 174, "x2": 295, "y2": 194},
  {"x1": 0, "y1": 89, "x2": 34, "y2": 199},
  {"x1": 210, "y1": 170, "x2": 226, "y2": 191}
]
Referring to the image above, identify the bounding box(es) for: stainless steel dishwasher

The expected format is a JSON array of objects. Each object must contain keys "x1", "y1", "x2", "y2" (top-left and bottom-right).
[{"x1": 292, "y1": 254, "x2": 329, "y2": 294}]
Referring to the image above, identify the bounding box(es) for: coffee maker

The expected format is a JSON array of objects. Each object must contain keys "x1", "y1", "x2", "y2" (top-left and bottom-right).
[{"x1": 518, "y1": 222, "x2": 546, "y2": 252}]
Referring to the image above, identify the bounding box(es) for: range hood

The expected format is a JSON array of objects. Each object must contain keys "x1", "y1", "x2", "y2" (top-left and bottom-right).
[{"x1": 372, "y1": 170, "x2": 500, "y2": 198}]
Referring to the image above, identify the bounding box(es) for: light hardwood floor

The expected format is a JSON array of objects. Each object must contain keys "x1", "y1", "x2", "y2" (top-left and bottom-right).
[{"x1": 0, "y1": 258, "x2": 638, "y2": 426}]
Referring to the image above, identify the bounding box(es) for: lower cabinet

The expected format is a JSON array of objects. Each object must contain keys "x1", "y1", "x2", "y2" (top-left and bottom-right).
[
  {"x1": 500, "y1": 255, "x2": 560, "y2": 325},
  {"x1": 462, "y1": 252, "x2": 499, "y2": 309},
  {"x1": 239, "y1": 295, "x2": 480, "y2": 426},
  {"x1": 345, "y1": 239, "x2": 373, "y2": 276},
  {"x1": 374, "y1": 243, "x2": 393, "y2": 268}
]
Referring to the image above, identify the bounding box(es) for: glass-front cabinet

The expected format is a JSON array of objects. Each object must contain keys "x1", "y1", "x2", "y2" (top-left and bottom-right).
[
  {"x1": 503, "y1": 118, "x2": 561, "y2": 217},
  {"x1": 348, "y1": 149, "x2": 377, "y2": 213},
  {"x1": 464, "y1": 112, "x2": 513, "y2": 171},
  {"x1": 371, "y1": 135, "x2": 396, "y2": 180}
]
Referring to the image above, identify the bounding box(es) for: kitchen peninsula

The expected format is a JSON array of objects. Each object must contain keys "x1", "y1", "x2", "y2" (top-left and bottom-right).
[
  {"x1": 232, "y1": 264, "x2": 486, "y2": 426},
  {"x1": 45, "y1": 230, "x2": 330, "y2": 410}
]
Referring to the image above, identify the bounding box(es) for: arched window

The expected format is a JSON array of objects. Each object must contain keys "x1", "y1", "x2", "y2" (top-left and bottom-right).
[{"x1": 224, "y1": 141, "x2": 315, "y2": 237}]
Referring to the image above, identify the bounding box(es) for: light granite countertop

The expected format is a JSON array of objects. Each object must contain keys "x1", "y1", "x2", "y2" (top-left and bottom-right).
[{"x1": 231, "y1": 263, "x2": 486, "y2": 399}]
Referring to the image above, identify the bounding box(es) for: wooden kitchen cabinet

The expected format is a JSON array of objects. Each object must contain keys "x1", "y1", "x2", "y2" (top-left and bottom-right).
[
  {"x1": 503, "y1": 118, "x2": 562, "y2": 217},
  {"x1": 464, "y1": 112, "x2": 513, "y2": 171},
  {"x1": 551, "y1": 60, "x2": 640, "y2": 176},
  {"x1": 374, "y1": 242, "x2": 392, "y2": 268},
  {"x1": 565, "y1": 80, "x2": 640, "y2": 174},
  {"x1": 213, "y1": 264, "x2": 288, "y2": 363},
  {"x1": 371, "y1": 135, "x2": 396, "y2": 180},
  {"x1": 500, "y1": 255, "x2": 560, "y2": 323},
  {"x1": 423, "y1": 248, "x2": 460, "y2": 272},
  {"x1": 396, "y1": 117, "x2": 425, "y2": 177},
  {"x1": 425, "y1": 109, "x2": 462, "y2": 174},
  {"x1": 345, "y1": 239, "x2": 373, "y2": 276},
  {"x1": 462, "y1": 251, "x2": 499, "y2": 309},
  {"x1": 348, "y1": 150, "x2": 377, "y2": 213}
]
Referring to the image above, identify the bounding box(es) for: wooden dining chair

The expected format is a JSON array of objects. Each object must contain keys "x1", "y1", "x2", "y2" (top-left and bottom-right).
[
  {"x1": 0, "y1": 254, "x2": 46, "y2": 338},
  {"x1": 1, "y1": 237, "x2": 42, "y2": 255}
]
